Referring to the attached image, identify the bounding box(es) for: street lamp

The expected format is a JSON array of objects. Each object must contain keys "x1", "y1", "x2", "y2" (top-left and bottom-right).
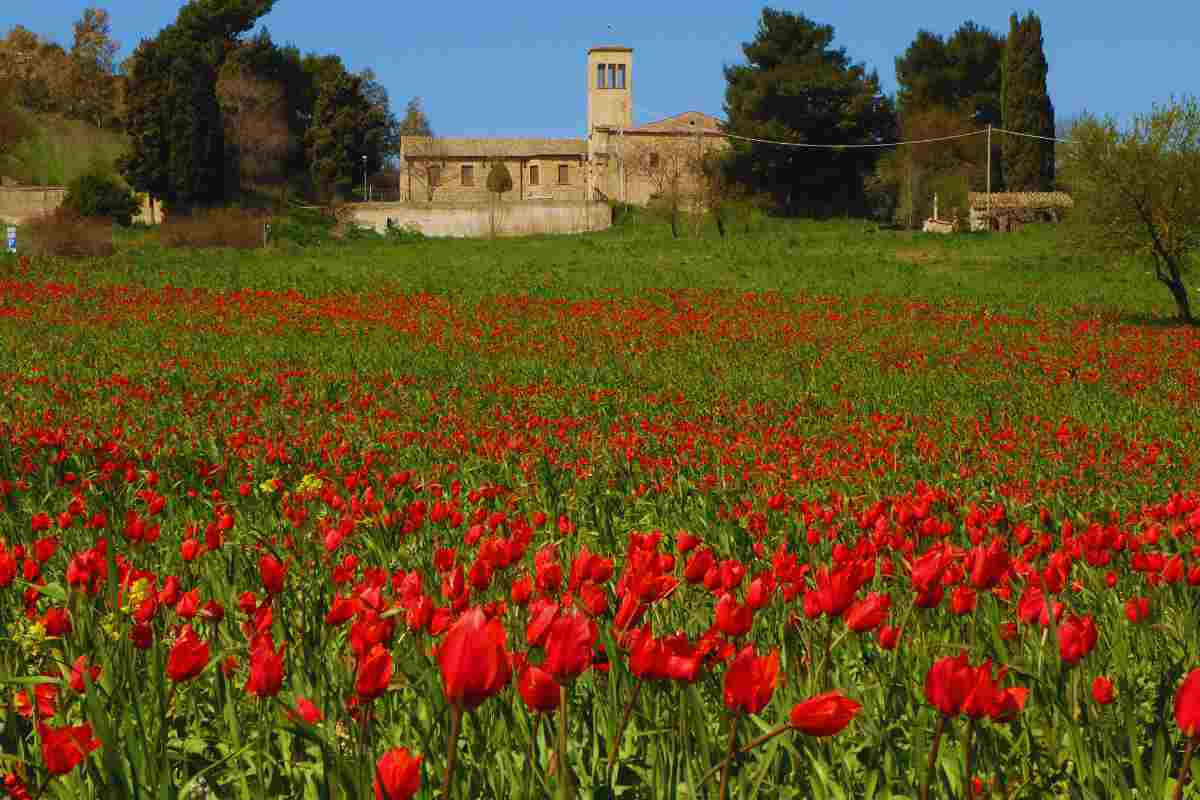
[{"x1": 362, "y1": 155, "x2": 368, "y2": 202}]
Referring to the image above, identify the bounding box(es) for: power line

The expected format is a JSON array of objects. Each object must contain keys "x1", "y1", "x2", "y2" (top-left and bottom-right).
[
  {"x1": 992, "y1": 127, "x2": 1075, "y2": 145},
  {"x1": 628, "y1": 103, "x2": 1073, "y2": 151},
  {"x1": 717, "y1": 129, "x2": 987, "y2": 149}
]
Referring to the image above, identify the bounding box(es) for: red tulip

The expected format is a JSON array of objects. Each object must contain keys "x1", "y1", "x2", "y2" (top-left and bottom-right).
[
  {"x1": 245, "y1": 635, "x2": 286, "y2": 698},
  {"x1": 1057, "y1": 614, "x2": 1098, "y2": 664},
  {"x1": 877, "y1": 625, "x2": 900, "y2": 650},
  {"x1": 375, "y1": 746, "x2": 422, "y2": 800},
  {"x1": 1124, "y1": 596, "x2": 1150, "y2": 625},
  {"x1": 356, "y1": 644, "x2": 394, "y2": 701},
  {"x1": 325, "y1": 595, "x2": 358, "y2": 626},
  {"x1": 288, "y1": 697, "x2": 324, "y2": 725},
  {"x1": 788, "y1": 691, "x2": 862, "y2": 737},
  {"x1": 966, "y1": 539, "x2": 1009, "y2": 589},
  {"x1": 962, "y1": 660, "x2": 1028, "y2": 723},
  {"x1": 1175, "y1": 669, "x2": 1200, "y2": 737},
  {"x1": 925, "y1": 653, "x2": 974, "y2": 717},
  {"x1": 39, "y1": 722, "x2": 99, "y2": 775},
  {"x1": 814, "y1": 565, "x2": 860, "y2": 618},
  {"x1": 659, "y1": 632, "x2": 705, "y2": 683},
  {"x1": 1092, "y1": 676, "x2": 1115, "y2": 706},
  {"x1": 68, "y1": 655, "x2": 101, "y2": 694},
  {"x1": 844, "y1": 592, "x2": 890, "y2": 633},
  {"x1": 542, "y1": 611, "x2": 596, "y2": 682},
  {"x1": 166, "y1": 624, "x2": 210, "y2": 683},
  {"x1": 722, "y1": 646, "x2": 779, "y2": 716},
  {"x1": 259, "y1": 553, "x2": 287, "y2": 595},
  {"x1": 437, "y1": 607, "x2": 511, "y2": 711},
  {"x1": 714, "y1": 593, "x2": 753, "y2": 638},
  {"x1": 950, "y1": 586, "x2": 977, "y2": 616},
  {"x1": 518, "y1": 665, "x2": 561, "y2": 713}
]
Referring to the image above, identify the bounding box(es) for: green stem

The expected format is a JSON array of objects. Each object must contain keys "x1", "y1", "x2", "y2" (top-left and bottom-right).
[
  {"x1": 718, "y1": 714, "x2": 739, "y2": 800},
  {"x1": 558, "y1": 684, "x2": 573, "y2": 800},
  {"x1": 442, "y1": 705, "x2": 463, "y2": 800},
  {"x1": 964, "y1": 717, "x2": 976, "y2": 795},
  {"x1": 608, "y1": 679, "x2": 641, "y2": 779},
  {"x1": 1175, "y1": 737, "x2": 1197, "y2": 800},
  {"x1": 920, "y1": 714, "x2": 949, "y2": 800}
]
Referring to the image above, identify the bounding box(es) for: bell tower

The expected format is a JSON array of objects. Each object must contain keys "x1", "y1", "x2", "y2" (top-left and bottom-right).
[
  {"x1": 587, "y1": 47, "x2": 633, "y2": 136},
  {"x1": 586, "y1": 47, "x2": 633, "y2": 201}
]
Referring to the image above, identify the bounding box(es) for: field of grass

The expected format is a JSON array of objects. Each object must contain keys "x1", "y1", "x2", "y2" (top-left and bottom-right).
[{"x1": 1, "y1": 220, "x2": 1199, "y2": 799}]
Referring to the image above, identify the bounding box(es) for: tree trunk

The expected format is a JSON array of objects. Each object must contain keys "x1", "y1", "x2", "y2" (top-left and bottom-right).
[{"x1": 1163, "y1": 271, "x2": 1195, "y2": 324}]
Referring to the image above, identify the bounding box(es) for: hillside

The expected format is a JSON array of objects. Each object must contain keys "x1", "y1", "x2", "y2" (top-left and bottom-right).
[{"x1": 2, "y1": 111, "x2": 127, "y2": 187}]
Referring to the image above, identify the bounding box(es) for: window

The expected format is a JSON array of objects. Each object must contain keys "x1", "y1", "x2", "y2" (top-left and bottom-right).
[
  {"x1": 529, "y1": 165, "x2": 539, "y2": 186},
  {"x1": 429, "y1": 166, "x2": 441, "y2": 187},
  {"x1": 558, "y1": 164, "x2": 569, "y2": 185},
  {"x1": 616, "y1": 64, "x2": 626, "y2": 90},
  {"x1": 596, "y1": 63, "x2": 607, "y2": 89},
  {"x1": 461, "y1": 164, "x2": 474, "y2": 186},
  {"x1": 649, "y1": 152, "x2": 660, "y2": 169},
  {"x1": 608, "y1": 64, "x2": 617, "y2": 90}
]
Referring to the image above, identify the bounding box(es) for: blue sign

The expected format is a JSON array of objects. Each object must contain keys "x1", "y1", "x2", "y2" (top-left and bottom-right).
[{"x1": 5, "y1": 226, "x2": 14, "y2": 254}]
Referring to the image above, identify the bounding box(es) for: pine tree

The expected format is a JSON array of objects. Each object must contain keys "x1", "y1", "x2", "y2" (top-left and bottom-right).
[
  {"x1": 486, "y1": 161, "x2": 513, "y2": 198},
  {"x1": 723, "y1": 9, "x2": 896, "y2": 217},
  {"x1": 1002, "y1": 12, "x2": 1055, "y2": 191}
]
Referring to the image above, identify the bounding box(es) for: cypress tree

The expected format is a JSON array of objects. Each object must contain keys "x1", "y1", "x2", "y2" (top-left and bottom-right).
[
  {"x1": 1002, "y1": 12, "x2": 1055, "y2": 190},
  {"x1": 486, "y1": 161, "x2": 513, "y2": 198}
]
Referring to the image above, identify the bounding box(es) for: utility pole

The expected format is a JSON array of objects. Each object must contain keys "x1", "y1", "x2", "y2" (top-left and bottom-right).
[{"x1": 986, "y1": 124, "x2": 992, "y2": 226}]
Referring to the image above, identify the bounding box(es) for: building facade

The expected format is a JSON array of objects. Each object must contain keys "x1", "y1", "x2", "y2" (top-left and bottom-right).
[{"x1": 400, "y1": 47, "x2": 728, "y2": 206}]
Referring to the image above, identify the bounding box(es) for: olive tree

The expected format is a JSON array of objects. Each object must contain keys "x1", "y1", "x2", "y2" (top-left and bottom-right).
[{"x1": 1061, "y1": 97, "x2": 1200, "y2": 322}]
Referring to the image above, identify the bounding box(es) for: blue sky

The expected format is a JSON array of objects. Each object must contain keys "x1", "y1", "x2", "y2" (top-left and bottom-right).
[{"x1": 7, "y1": 1, "x2": 1198, "y2": 138}]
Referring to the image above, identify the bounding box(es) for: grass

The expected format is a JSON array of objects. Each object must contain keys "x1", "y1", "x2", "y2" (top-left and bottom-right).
[
  {"x1": 4, "y1": 112, "x2": 128, "y2": 187},
  {"x1": 20, "y1": 216, "x2": 1179, "y2": 324}
]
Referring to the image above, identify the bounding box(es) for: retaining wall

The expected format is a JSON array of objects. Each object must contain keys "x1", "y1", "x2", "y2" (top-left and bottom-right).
[
  {"x1": 0, "y1": 187, "x2": 67, "y2": 224},
  {"x1": 348, "y1": 201, "x2": 611, "y2": 238}
]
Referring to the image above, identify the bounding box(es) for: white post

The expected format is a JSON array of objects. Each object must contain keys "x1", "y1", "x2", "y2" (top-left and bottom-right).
[{"x1": 933, "y1": 193, "x2": 938, "y2": 222}]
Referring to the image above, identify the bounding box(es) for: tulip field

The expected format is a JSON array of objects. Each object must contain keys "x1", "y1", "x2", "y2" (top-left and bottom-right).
[{"x1": 2, "y1": 220, "x2": 1200, "y2": 799}]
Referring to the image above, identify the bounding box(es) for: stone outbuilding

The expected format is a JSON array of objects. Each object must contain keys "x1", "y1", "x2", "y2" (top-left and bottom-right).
[{"x1": 968, "y1": 191, "x2": 1073, "y2": 232}]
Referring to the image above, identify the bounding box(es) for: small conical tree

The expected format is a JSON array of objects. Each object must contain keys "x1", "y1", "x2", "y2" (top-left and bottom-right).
[{"x1": 486, "y1": 161, "x2": 513, "y2": 198}]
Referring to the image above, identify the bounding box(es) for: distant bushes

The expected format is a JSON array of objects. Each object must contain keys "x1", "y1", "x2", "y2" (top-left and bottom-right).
[
  {"x1": 23, "y1": 209, "x2": 115, "y2": 257},
  {"x1": 63, "y1": 172, "x2": 140, "y2": 226},
  {"x1": 160, "y1": 208, "x2": 263, "y2": 250}
]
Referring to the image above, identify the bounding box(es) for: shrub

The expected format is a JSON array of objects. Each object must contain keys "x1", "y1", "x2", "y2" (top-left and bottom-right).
[
  {"x1": 23, "y1": 209, "x2": 115, "y2": 258},
  {"x1": 160, "y1": 208, "x2": 263, "y2": 250},
  {"x1": 62, "y1": 172, "x2": 140, "y2": 226},
  {"x1": 269, "y1": 207, "x2": 337, "y2": 247},
  {"x1": 386, "y1": 222, "x2": 425, "y2": 243}
]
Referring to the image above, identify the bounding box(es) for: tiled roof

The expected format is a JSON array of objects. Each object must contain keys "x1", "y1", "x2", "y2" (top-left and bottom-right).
[
  {"x1": 625, "y1": 112, "x2": 725, "y2": 135},
  {"x1": 968, "y1": 192, "x2": 1073, "y2": 210},
  {"x1": 403, "y1": 138, "x2": 586, "y2": 158}
]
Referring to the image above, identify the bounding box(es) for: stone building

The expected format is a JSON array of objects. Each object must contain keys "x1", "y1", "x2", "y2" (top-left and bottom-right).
[
  {"x1": 400, "y1": 46, "x2": 728, "y2": 206},
  {"x1": 968, "y1": 191, "x2": 1073, "y2": 232}
]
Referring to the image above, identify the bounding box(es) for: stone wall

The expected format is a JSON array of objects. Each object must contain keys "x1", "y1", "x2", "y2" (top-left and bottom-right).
[
  {"x1": 348, "y1": 201, "x2": 611, "y2": 238},
  {"x1": 0, "y1": 186, "x2": 159, "y2": 225},
  {"x1": 0, "y1": 187, "x2": 67, "y2": 224},
  {"x1": 404, "y1": 158, "x2": 588, "y2": 204}
]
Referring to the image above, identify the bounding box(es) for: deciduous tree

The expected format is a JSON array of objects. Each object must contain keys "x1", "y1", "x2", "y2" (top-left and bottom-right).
[
  {"x1": 1062, "y1": 97, "x2": 1200, "y2": 323},
  {"x1": 69, "y1": 7, "x2": 120, "y2": 128}
]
